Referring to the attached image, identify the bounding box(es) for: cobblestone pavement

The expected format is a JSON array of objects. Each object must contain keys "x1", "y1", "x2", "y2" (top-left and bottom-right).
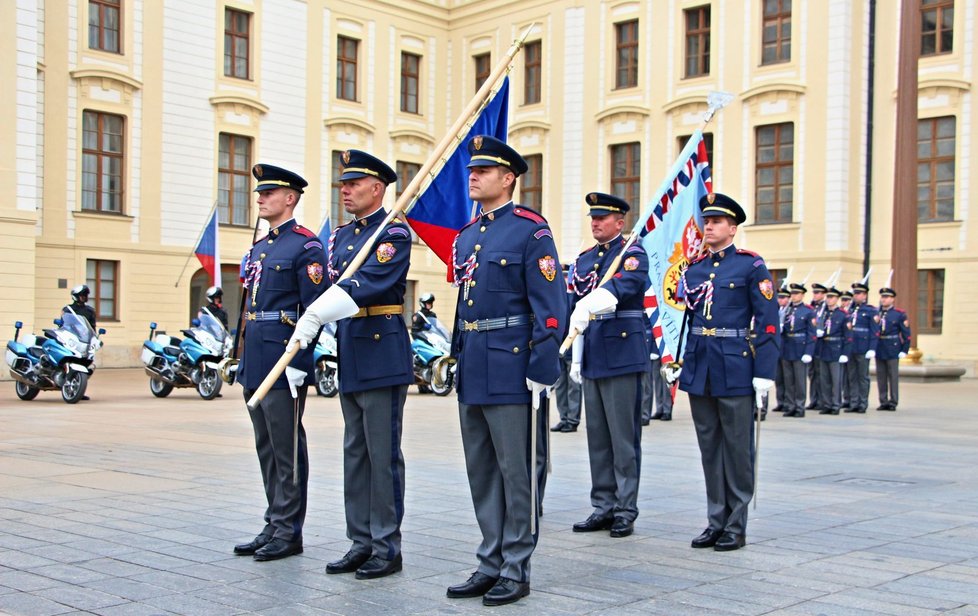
[{"x1": 1, "y1": 369, "x2": 977, "y2": 615}]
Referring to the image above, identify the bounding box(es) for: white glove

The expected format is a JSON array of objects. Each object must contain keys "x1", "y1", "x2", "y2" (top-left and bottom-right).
[
  {"x1": 865, "y1": 350, "x2": 876, "y2": 359},
  {"x1": 526, "y1": 379, "x2": 553, "y2": 410},
  {"x1": 285, "y1": 366, "x2": 307, "y2": 399},
  {"x1": 755, "y1": 389, "x2": 765, "y2": 409},
  {"x1": 287, "y1": 285, "x2": 359, "y2": 352},
  {"x1": 650, "y1": 352, "x2": 660, "y2": 360},
  {"x1": 816, "y1": 329, "x2": 825, "y2": 338},
  {"x1": 578, "y1": 287, "x2": 618, "y2": 315},
  {"x1": 839, "y1": 355, "x2": 849, "y2": 364},
  {"x1": 801, "y1": 354, "x2": 812, "y2": 364},
  {"x1": 662, "y1": 362, "x2": 682, "y2": 385},
  {"x1": 569, "y1": 303, "x2": 591, "y2": 337},
  {"x1": 569, "y1": 363, "x2": 582, "y2": 384},
  {"x1": 898, "y1": 352, "x2": 907, "y2": 359},
  {"x1": 752, "y1": 377, "x2": 774, "y2": 392}
]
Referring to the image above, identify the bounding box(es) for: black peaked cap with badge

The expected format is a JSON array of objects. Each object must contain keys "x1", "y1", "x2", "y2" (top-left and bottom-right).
[
  {"x1": 466, "y1": 135, "x2": 528, "y2": 176},
  {"x1": 699, "y1": 192, "x2": 747, "y2": 224},
  {"x1": 879, "y1": 287, "x2": 897, "y2": 297},
  {"x1": 585, "y1": 192, "x2": 631, "y2": 217},
  {"x1": 338, "y1": 149, "x2": 397, "y2": 185},
  {"x1": 788, "y1": 283, "x2": 807, "y2": 294},
  {"x1": 851, "y1": 281, "x2": 870, "y2": 293},
  {"x1": 253, "y1": 164, "x2": 308, "y2": 193},
  {"x1": 826, "y1": 287, "x2": 841, "y2": 297},
  {"x1": 811, "y1": 283, "x2": 828, "y2": 292}
]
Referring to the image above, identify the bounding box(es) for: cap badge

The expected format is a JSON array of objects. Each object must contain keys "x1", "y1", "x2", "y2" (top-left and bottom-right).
[
  {"x1": 707, "y1": 193, "x2": 716, "y2": 204},
  {"x1": 342, "y1": 151, "x2": 351, "y2": 165},
  {"x1": 473, "y1": 136, "x2": 483, "y2": 151},
  {"x1": 254, "y1": 164, "x2": 263, "y2": 178},
  {"x1": 588, "y1": 193, "x2": 597, "y2": 205}
]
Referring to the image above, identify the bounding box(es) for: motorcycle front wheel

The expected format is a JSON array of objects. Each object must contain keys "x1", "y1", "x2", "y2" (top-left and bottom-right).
[
  {"x1": 149, "y1": 377, "x2": 173, "y2": 398},
  {"x1": 197, "y1": 366, "x2": 222, "y2": 400},
  {"x1": 315, "y1": 360, "x2": 338, "y2": 397},
  {"x1": 15, "y1": 380, "x2": 40, "y2": 401},
  {"x1": 62, "y1": 371, "x2": 88, "y2": 404}
]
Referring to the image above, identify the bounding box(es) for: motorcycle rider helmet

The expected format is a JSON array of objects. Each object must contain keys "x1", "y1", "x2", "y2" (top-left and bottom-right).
[
  {"x1": 419, "y1": 292, "x2": 434, "y2": 307},
  {"x1": 206, "y1": 286, "x2": 223, "y2": 301},
  {"x1": 70, "y1": 284, "x2": 91, "y2": 301}
]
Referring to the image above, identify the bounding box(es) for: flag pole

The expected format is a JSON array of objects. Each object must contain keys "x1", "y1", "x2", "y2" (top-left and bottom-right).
[
  {"x1": 174, "y1": 201, "x2": 220, "y2": 287},
  {"x1": 247, "y1": 23, "x2": 539, "y2": 411},
  {"x1": 559, "y1": 92, "x2": 733, "y2": 355}
]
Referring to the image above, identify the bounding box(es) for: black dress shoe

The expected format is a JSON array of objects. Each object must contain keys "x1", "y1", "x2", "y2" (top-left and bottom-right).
[
  {"x1": 550, "y1": 421, "x2": 566, "y2": 432},
  {"x1": 660, "y1": 412, "x2": 672, "y2": 421},
  {"x1": 610, "y1": 518, "x2": 634, "y2": 538},
  {"x1": 326, "y1": 549, "x2": 371, "y2": 574},
  {"x1": 855, "y1": 407, "x2": 867, "y2": 413},
  {"x1": 771, "y1": 405, "x2": 783, "y2": 413},
  {"x1": 447, "y1": 571, "x2": 498, "y2": 598},
  {"x1": 714, "y1": 532, "x2": 746, "y2": 551},
  {"x1": 560, "y1": 423, "x2": 578, "y2": 432},
  {"x1": 253, "y1": 537, "x2": 303, "y2": 561},
  {"x1": 650, "y1": 412, "x2": 662, "y2": 420},
  {"x1": 876, "y1": 404, "x2": 887, "y2": 410},
  {"x1": 784, "y1": 410, "x2": 805, "y2": 418},
  {"x1": 355, "y1": 553, "x2": 402, "y2": 579},
  {"x1": 572, "y1": 513, "x2": 614, "y2": 532},
  {"x1": 641, "y1": 419, "x2": 650, "y2": 426},
  {"x1": 691, "y1": 528, "x2": 722, "y2": 548},
  {"x1": 805, "y1": 402, "x2": 817, "y2": 410},
  {"x1": 843, "y1": 407, "x2": 857, "y2": 413},
  {"x1": 233, "y1": 534, "x2": 271, "y2": 555},
  {"x1": 482, "y1": 578, "x2": 530, "y2": 606}
]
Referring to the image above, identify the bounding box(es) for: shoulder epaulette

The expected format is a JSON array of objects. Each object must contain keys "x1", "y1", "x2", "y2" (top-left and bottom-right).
[
  {"x1": 513, "y1": 207, "x2": 547, "y2": 225},
  {"x1": 457, "y1": 216, "x2": 481, "y2": 233},
  {"x1": 736, "y1": 248, "x2": 761, "y2": 258},
  {"x1": 579, "y1": 243, "x2": 596, "y2": 256},
  {"x1": 292, "y1": 225, "x2": 316, "y2": 238}
]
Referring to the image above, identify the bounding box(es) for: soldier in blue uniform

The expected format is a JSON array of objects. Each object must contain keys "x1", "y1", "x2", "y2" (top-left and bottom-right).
[
  {"x1": 567, "y1": 193, "x2": 649, "y2": 539},
  {"x1": 815, "y1": 287, "x2": 852, "y2": 415},
  {"x1": 807, "y1": 282, "x2": 828, "y2": 410},
  {"x1": 843, "y1": 282, "x2": 879, "y2": 413},
  {"x1": 675, "y1": 193, "x2": 780, "y2": 552},
  {"x1": 839, "y1": 290, "x2": 854, "y2": 407},
  {"x1": 875, "y1": 287, "x2": 910, "y2": 411},
  {"x1": 290, "y1": 150, "x2": 413, "y2": 580},
  {"x1": 233, "y1": 164, "x2": 326, "y2": 561},
  {"x1": 781, "y1": 283, "x2": 817, "y2": 418},
  {"x1": 773, "y1": 284, "x2": 790, "y2": 413},
  {"x1": 445, "y1": 135, "x2": 566, "y2": 606},
  {"x1": 551, "y1": 264, "x2": 582, "y2": 432}
]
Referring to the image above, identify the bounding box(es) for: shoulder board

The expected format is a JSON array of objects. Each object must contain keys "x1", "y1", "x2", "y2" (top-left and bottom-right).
[
  {"x1": 578, "y1": 243, "x2": 596, "y2": 256},
  {"x1": 894, "y1": 308, "x2": 906, "y2": 314},
  {"x1": 737, "y1": 248, "x2": 761, "y2": 258},
  {"x1": 513, "y1": 207, "x2": 547, "y2": 225},
  {"x1": 458, "y1": 216, "x2": 481, "y2": 233},
  {"x1": 292, "y1": 225, "x2": 316, "y2": 238}
]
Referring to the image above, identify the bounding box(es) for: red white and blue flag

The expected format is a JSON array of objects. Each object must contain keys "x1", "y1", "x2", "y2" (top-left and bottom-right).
[
  {"x1": 406, "y1": 78, "x2": 510, "y2": 266},
  {"x1": 317, "y1": 216, "x2": 331, "y2": 245},
  {"x1": 195, "y1": 207, "x2": 221, "y2": 288},
  {"x1": 636, "y1": 131, "x2": 712, "y2": 366}
]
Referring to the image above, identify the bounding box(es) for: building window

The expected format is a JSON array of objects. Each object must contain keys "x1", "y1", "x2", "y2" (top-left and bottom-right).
[
  {"x1": 337, "y1": 36, "x2": 359, "y2": 101},
  {"x1": 917, "y1": 269, "x2": 944, "y2": 334},
  {"x1": 768, "y1": 268, "x2": 787, "y2": 291},
  {"x1": 400, "y1": 52, "x2": 421, "y2": 114},
  {"x1": 88, "y1": 0, "x2": 121, "y2": 53},
  {"x1": 918, "y1": 116, "x2": 955, "y2": 222},
  {"x1": 474, "y1": 53, "x2": 491, "y2": 93},
  {"x1": 524, "y1": 41, "x2": 541, "y2": 105},
  {"x1": 521, "y1": 154, "x2": 542, "y2": 213},
  {"x1": 82, "y1": 110, "x2": 124, "y2": 213},
  {"x1": 761, "y1": 0, "x2": 791, "y2": 65},
  {"x1": 684, "y1": 6, "x2": 711, "y2": 78},
  {"x1": 610, "y1": 142, "x2": 640, "y2": 230},
  {"x1": 755, "y1": 123, "x2": 793, "y2": 223},
  {"x1": 331, "y1": 150, "x2": 354, "y2": 227},
  {"x1": 86, "y1": 259, "x2": 118, "y2": 321},
  {"x1": 396, "y1": 161, "x2": 422, "y2": 243},
  {"x1": 218, "y1": 133, "x2": 252, "y2": 226},
  {"x1": 615, "y1": 20, "x2": 639, "y2": 89},
  {"x1": 921, "y1": 0, "x2": 953, "y2": 56},
  {"x1": 224, "y1": 8, "x2": 250, "y2": 79},
  {"x1": 677, "y1": 132, "x2": 714, "y2": 179}
]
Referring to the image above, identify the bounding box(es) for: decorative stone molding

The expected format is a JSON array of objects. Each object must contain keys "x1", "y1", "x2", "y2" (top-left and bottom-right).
[
  {"x1": 208, "y1": 94, "x2": 270, "y2": 125},
  {"x1": 595, "y1": 104, "x2": 649, "y2": 123},
  {"x1": 390, "y1": 128, "x2": 435, "y2": 147},
  {"x1": 324, "y1": 116, "x2": 376, "y2": 135},
  {"x1": 917, "y1": 77, "x2": 971, "y2": 108},
  {"x1": 70, "y1": 67, "x2": 143, "y2": 104},
  {"x1": 740, "y1": 82, "x2": 806, "y2": 112}
]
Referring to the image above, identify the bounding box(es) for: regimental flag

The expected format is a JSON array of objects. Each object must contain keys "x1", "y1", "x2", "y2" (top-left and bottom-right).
[
  {"x1": 406, "y1": 78, "x2": 510, "y2": 267},
  {"x1": 195, "y1": 207, "x2": 221, "y2": 288},
  {"x1": 637, "y1": 131, "x2": 712, "y2": 366},
  {"x1": 318, "y1": 216, "x2": 332, "y2": 245}
]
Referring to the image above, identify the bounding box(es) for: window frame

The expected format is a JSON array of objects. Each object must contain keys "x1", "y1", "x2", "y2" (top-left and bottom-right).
[
  {"x1": 917, "y1": 116, "x2": 956, "y2": 223},
  {"x1": 684, "y1": 5, "x2": 711, "y2": 78},
  {"x1": 88, "y1": 0, "x2": 122, "y2": 54},
  {"x1": 754, "y1": 123, "x2": 794, "y2": 224},
  {"x1": 395, "y1": 160, "x2": 423, "y2": 243},
  {"x1": 474, "y1": 52, "x2": 491, "y2": 94},
  {"x1": 523, "y1": 40, "x2": 542, "y2": 105},
  {"x1": 86, "y1": 259, "x2": 119, "y2": 322},
  {"x1": 223, "y1": 7, "x2": 251, "y2": 80},
  {"x1": 761, "y1": 0, "x2": 791, "y2": 65},
  {"x1": 614, "y1": 20, "x2": 639, "y2": 89},
  {"x1": 337, "y1": 36, "x2": 360, "y2": 102},
  {"x1": 521, "y1": 154, "x2": 543, "y2": 213},
  {"x1": 917, "y1": 268, "x2": 944, "y2": 335},
  {"x1": 331, "y1": 150, "x2": 354, "y2": 228},
  {"x1": 81, "y1": 110, "x2": 125, "y2": 214},
  {"x1": 610, "y1": 142, "x2": 641, "y2": 230},
  {"x1": 400, "y1": 51, "x2": 421, "y2": 114},
  {"x1": 217, "y1": 133, "x2": 252, "y2": 227},
  {"x1": 920, "y1": 0, "x2": 954, "y2": 57}
]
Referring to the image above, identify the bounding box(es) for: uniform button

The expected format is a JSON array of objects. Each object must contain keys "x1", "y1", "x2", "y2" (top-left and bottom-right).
[
  {"x1": 598, "y1": 252, "x2": 604, "y2": 257},
  {"x1": 275, "y1": 265, "x2": 281, "y2": 271},
  {"x1": 713, "y1": 262, "x2": 719, "y2": 268},
  {"x1": 706, "y1": 315, "x2": 713, "y2": 320},
  {"x1": 742, "y1": 351, "x2": 748, "y2": 357},
  {"x1": 354, "y1": 228, "x2": 360, "y2": 235},
  {"x1": 480, "y1": 226, "x2": 486, "y2": 232},
  {"x1": 621, "y1": 332, "x2": 627, "y2": 338},
  {"x1": 260, "y1": 253, "x2": 266, "y2": 259},
  {"x1": 474, "y1": 244, "x2": 481, "y2": 251},
  {"x1": 467, "y1": 300, "x2": 474, "y2": 306},
  {"x1": 267, "y1": 239, "x2": 274, "y2": 244},
  {"x1": 470, "y1": 280, "x2": 476, "y2": 288},
  {"x1": 593, "y1": 264, "x2": 599, "y2": 270},
  {"x1": 283, "y1": 339, "x2": 288, "y2": 344},
  {"x1": 348, "y1": 245, "x2": 354, "y2": 250},
  {"x1": 709, "y1": 273, "x2": 716, "y2": 279},
  {"x1": 730, "y1": 283, "x2": 735, "y2": 288},
  {"x1": 373, "y1": 334, "x2": 380, "y2": 341},
  {"x1": 512, "y1": 347, "x2": 519, "y2": 353},
  {"x1": 500, "y1": 259, "x2": 507, "y2": 266}
]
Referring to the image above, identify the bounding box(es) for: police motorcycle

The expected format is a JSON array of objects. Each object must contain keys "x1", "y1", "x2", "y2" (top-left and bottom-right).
[
  {"x1": 411, "y1": 315, "x2": 455, "y2": 396},
  {"x1": 141, "y1": 308, "x2": 232, "y2": 400},
  {"x1": 6, "y1": 308, "x2": 105, "y2": 404},
  {"x1": 313, "y1": 322, "x2": 338, "y2": 397}
]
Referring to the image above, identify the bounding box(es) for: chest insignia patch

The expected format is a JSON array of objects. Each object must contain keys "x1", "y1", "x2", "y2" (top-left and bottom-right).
[
  {"x1": 376, "y1": 242, "x2": 397, "y2": 263},
  {"x1": 307, "y1": 262, "x2": 323, "y2": 285},
  {"x1": 623, "y1": 256, "x2": 640, "y2": 271},
  {"x1": 759, "y1": 279, "x2": 774, "y2": 300},
  {"x1": 538, "y1": 255, "x2": 557, "y2": 282}
]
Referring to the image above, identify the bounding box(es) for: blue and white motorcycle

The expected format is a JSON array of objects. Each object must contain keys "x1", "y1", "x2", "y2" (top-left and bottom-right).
[
  {"x1": 411, "y1": 316, "x2": 455, "y2": 396},
  {"x1": 5, "y1": 308, "x2": 105, "y2": 404},
  {"x1": 141, "y1": 309, "x2": 232, "y2": 400},
  {"x1": 313, "y1": 323, "x2": 338, "y2": 397}
]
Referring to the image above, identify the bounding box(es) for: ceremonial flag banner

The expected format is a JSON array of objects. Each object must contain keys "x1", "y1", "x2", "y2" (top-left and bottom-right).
[
  {"x1": 318, "y1": 217, "x2": 332, "y2": 245},
  {"x1": 195, "y1": 207, "x2": 221, "y2": 288},
  {"x1": 406, "y1": 78, "x2": 510, "y2": 266},
  {"x1": 637, "y1": 131, "x2": 712, "y2": 365}
]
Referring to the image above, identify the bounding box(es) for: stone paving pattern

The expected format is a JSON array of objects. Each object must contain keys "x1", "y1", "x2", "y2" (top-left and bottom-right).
[{"x1": 1, "y1": 369, "x2": 977, "y2": 615}]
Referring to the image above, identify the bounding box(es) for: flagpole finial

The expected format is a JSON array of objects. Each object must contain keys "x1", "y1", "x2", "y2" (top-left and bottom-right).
[{"x1": 704, "y1": 91, "x2": 735, "y2": 122}]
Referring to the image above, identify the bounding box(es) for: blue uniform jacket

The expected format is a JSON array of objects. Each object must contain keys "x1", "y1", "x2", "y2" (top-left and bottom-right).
[
  {"x1": 781, "y1": 302, "x2": 817, "y2": 361},
  {"x1": 239, "y1": 219, "x2": 327, "y2": 389},
  {"x1": 877, "y1": 307, "x2": 911, "y2": 360},
  {"x1": 847, "y1": 302, "x2": 880, "y2": 354},
  {"x1": 678, "y1": 245, "x2": 781, "y2": 398},
  {"x1": 327, "y1": 207, "x2": 414, "y2": 394},
  {"x1": 815, "y1": 306, "x2": 852, "y2": 361},
  {"x1": 571, "y1": 237, "x2": 650, "y2": 379},
  {"x1": 451, "y1": 202, "x2": 567, "y2": 405}
]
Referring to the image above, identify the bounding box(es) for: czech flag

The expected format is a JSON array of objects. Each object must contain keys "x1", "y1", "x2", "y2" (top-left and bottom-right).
[
  {"x1": 195, "y1": 207, "x2": 221, "y2": 287},
  {"x1": 318, "y1": 216, "x2": 331, "y2": 244},
  {"x1": 406, "y1": 78, "x2": 510, "y2": 266}
]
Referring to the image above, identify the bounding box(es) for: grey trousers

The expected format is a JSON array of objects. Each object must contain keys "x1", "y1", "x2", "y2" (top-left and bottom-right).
[
  {"x1": 809, "y1": 360, "x2": 821, "y2": 406},
  {"x1": 847, "y1": 354, "x2": 871, "y2": 410},
  {"x1": 244, "y1": 386, "x2": 308, "y2": 542},
  {"x1": 459, "y1": 402, "x2": 543, "y2": 583},
  {"x1": 689, "y1": 390, "x2": 754, "y2": 536},
  {"x1": 554, "y1": 353, "x2": 582, "y2": 425},
  {"x1": 582, "y1": 373, "x2": 642, "y2": 522},
  {"x1": 781, "y1": 359, "x2": 808, "y2": 412},
  {"x1": 651, "y1": 364, "x2": 673, "y2": 416},
  {"x1": 817, "y1": 359, "x2": 843, "y2": 412},
  {"x1": 339, "y1": 385, "x2": 407, "y2": 561},
  {"x1": 775, "y1": 359, "x2": 785, "y2": 408},
  {"x1": 876, "y1": 358, "x2": 900, "y2": 406}
]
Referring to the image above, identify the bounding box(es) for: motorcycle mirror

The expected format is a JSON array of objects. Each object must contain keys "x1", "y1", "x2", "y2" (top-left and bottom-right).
[
  {"x1": 98, "y1": 328, "x2": 106, "y2": 335},
  {"x1": 15, "y1": 321, "x2": 22, "y2": 328},
  {"x1": 150, "y1": 321, "x2": 157, "y2": 329},
  {"x1": 231, "y1": 328, "x2": 238, "y2": 336},
  {"x1": 54, "y1": 318, "x2": 64, "y2": 326},
  {"x1": 191, "y1": 318, "x2": 201, "y2": 327}
]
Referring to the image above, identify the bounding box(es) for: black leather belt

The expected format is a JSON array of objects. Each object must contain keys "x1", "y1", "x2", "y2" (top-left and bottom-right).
[
  {"x1": 247, "y1": 310, "x2": 298, "y2": 323},
  {"x1": 691, "y1": 326, "x2": 748, "y2": 338},
  {"x1": 459, "y1": 314, "x2": 531, "y2": 332},
  {"x1": 590, "y1": 310, "x2": 645, "y2": 321}
]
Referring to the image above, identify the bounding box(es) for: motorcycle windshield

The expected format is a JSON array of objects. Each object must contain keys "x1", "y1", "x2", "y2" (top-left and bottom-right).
[
  {"x1": 198, "y1": 309, "x2": 229, "y2": 341},
  {"x1": 60, "y1": 310, "x2": 94, "y2": 344},
  {"x1": 426, "y1": 317, "x2": 451, "y2": 343}
]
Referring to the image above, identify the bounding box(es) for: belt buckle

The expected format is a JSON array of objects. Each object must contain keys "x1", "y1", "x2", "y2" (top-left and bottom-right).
[
  {"x1": 701, "y1": 327, "x2": 716, "y2": 336},
  {"x1": 247, "y1": 312, "x2": 256, "y2": 321},
  {"x1": 463, "y1": 321, "x2": 479, "y2": 332}
]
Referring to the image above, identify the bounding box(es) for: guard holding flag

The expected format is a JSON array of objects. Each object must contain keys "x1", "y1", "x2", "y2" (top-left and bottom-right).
[
  {"x1": 446, "y1": 135, "x2": 566, "y2": 606},
  {"x1": 675, "y1": 193, "x2": 780, "y2": 552},
  {"x1": 233, "y1": 163, "x2": 325, "y2": 561},
  {"x1": 567, "y1": 192, "x2": 649, "y2": 539}
]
